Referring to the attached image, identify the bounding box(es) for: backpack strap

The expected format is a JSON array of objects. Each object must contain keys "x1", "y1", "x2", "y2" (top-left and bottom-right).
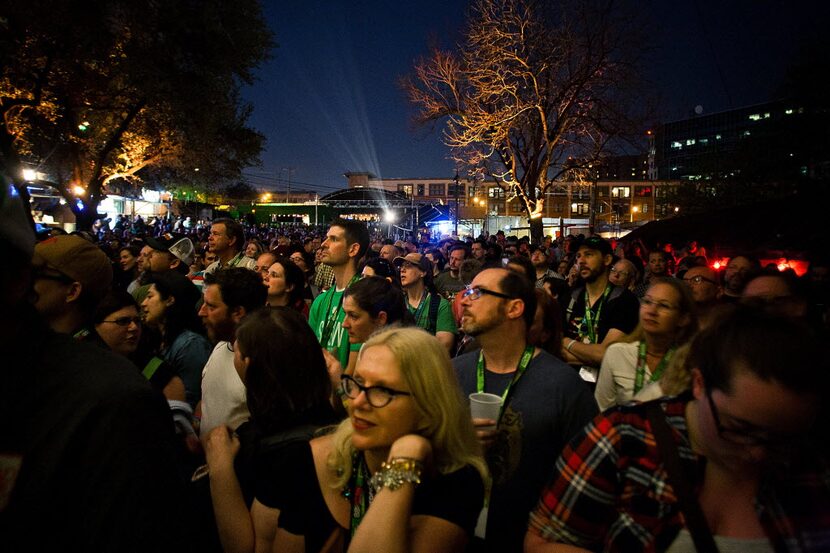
[
  {"x1": 258, "y1": 423, "x2": 320, "y2": 450},
  {"x1": 645, "y1": 403, "x2": 720, "y2": 553},
  {"x1": 426, "y1": 293, "x2": 442, "y2": 335}
]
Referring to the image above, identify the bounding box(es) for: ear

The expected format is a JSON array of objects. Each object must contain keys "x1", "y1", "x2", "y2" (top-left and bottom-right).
[
  {"x1": 690, "y1": 368, "x2": 706, "y2": 401},
  {"x1": 347, "y1": 241, "x2": 361, "y2": 259},
  {"x1": 165, "y1": 295, "x2": 176, "y2": 307},
  {"x1": 375, "y1": 311, "x2": 388, "y2": 327},
  {"x1": 505, "y1": 298, "x2": 525, "y2": 322},
  {"x1": 169, "y1": 258, "x2": 181, "y2": 270},
  {"x1": 603, "y1": 253, "x2": 613, "y2": 267},
  {"x1": 65, "y1": 282, "x2": 83, "y2": 304},
  {"x1": 230, "y1": 306, "x2": 246, "y2": 324}
]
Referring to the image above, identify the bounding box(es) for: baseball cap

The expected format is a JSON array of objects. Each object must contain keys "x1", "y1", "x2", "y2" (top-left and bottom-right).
[
  {"x1": 531, "y1": 245, "x2": 549, "y2": 256},
  {"x1": 393, "y1": 252, "x2": 432, "y2": 274},
  {"x1": 145, "y1": 233, "x2": 195, "y2": 266},
  {"x1": 574, "y1": 235, "x2": 612, "y2": 256},
  {"x1": 33, "y1": 235, "x2": 113, "y2": 301}
]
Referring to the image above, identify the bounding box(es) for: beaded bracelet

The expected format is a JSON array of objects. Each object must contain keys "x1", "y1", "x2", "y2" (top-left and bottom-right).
[{"x1": 369, "y1": 457, "x2": 423, "y2": 491}]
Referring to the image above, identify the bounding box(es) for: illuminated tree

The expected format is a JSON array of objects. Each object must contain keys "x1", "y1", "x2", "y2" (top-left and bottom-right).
[
  {"x1": 405, "y1": 0, "x2": 649, "y2": 241},
  {"x1": 0, "y1": 0, "x2": 272, "y2": 229}
]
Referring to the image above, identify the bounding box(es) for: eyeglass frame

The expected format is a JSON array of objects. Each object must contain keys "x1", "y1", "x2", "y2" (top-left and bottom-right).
[
  {"x1": 461, "y1": 285, "x2": 514, "y2": 301},
  {"x1": 638, "y1": 296, "x2": 678, "y2": 312},
  {"x1": 340, "y1": 374, "x2": 412, "y2": 408},
  {"x1": 100, "y1": 316, "x2": 143, "y2": 327},
  {"x1": 683, "y1": 275, "x2": 718, "y2": 286},
  {"x1": 703, "y1": 383, "x2": 782, "y2": 448},
  {"x1": 609, "y1": 267, "x2": 630, "y2": 277}
]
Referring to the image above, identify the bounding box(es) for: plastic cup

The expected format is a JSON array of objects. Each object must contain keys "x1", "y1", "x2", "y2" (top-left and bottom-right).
[{"x1": 469, "y1": 392, "x2": 503, "y2": 431}]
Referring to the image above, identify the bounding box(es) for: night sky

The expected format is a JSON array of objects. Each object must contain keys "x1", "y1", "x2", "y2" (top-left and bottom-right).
[{"x1": 241, "y1": 0, "x2": 826, "y2": 195}]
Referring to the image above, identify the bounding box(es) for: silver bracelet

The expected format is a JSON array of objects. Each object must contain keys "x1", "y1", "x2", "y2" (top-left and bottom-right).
[{"x1": 369, "y1": 457, "x2": 423, "y2": 491}]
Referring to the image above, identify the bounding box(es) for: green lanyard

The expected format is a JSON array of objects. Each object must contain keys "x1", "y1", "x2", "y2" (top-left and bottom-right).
[
  {"x1": 345, "y1": 451, "x2": 374, "y2": 537},
  {"x1": 475, "y1": 345, "x2": 535, "y2": 423},
  {"x1": 580, "y1": 285, "x2": 611, "y2": 343},
  {"x1": 409, "y1": 290, "x2": 429, "y2": 323},
  {"x1": 320, "y1": 273, "x2": 361, "y2": 347},
  {"x1": 633, "y1": 341, "x2": 675, "y2": 394}
]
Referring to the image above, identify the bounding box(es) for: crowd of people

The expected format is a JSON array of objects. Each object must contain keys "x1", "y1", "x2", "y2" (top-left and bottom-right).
[{"x1": 4, "y1": 183, "x2": 830, "y2": 553}]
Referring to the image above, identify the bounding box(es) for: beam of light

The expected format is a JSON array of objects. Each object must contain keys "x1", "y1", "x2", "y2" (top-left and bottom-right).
[{"x1": 275, "y1": 7, "x2": 382, "y2": 182}]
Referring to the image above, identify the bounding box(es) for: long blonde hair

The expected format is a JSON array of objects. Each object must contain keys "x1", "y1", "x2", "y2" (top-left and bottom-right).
[{"x1": 327, "y1": 327, "x2": 488, "y2": 488}]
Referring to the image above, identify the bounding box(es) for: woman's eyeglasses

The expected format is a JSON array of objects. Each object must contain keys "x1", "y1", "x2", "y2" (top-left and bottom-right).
[
  {"x1": 101, "y1": 316, "x2": 142, "y2": 327},
  {"x1": 340, "y1": 374, "x2": 411, "y2": 408}
]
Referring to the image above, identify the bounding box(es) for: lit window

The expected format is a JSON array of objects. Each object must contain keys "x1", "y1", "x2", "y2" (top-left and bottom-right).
[
  {"x1": 785, "y1": 109, "x2": 794, "y2": 115},
  {"x1": 749, "y1": 114, "x2": 761, "y2": 121},
  {"x1": 686, "y1": 139, "x2": 696, "y2": 146},
  {"x1": 699, "y1": 138, "x2": 709, "y2": 145},
  {"x1": 715, "y1": 134, "x2": 722, "y2": 140},
  {"x1": 763, "y1": 112, "x2": 771, "y2": 118},
  {"x1": 671, "y1": 141, "x2": 682, "y2": 149},
  {"x1": 743, "y1": 130, "x2": 751, "y2": 137}
]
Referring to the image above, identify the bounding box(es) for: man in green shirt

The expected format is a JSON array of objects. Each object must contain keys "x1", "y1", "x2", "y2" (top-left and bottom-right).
[
  {"x1": 394, "y1": 252, "x2": 457, "y2": 352},
  {"x1": 307, "y1": 218, "x2": 369, "y2": 369}
]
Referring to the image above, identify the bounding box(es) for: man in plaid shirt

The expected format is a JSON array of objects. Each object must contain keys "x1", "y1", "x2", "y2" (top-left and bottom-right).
[{"x1": 526, "y1": 306, "x2": 830, "y2": 552}]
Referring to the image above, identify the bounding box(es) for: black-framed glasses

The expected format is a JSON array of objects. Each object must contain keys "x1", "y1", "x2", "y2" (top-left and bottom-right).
[
  {"x1": 610, "y1": 267, "x2": 630, "y2": 277},
  {"x1": 340, "y1": 374, "x2": 411, "y2": 408},
  {"x1": 461, "y1": 285, "x2": 514, "y2": 301},
  {"x1": 683, "y1": 275, "x2": 718, "y2": 286},
  {"x1": 101, "y1": 316, "x2": 142, "y2": 327},
  {"x1": 704, "y1": 385, "x2": 777, "y2": 447}
]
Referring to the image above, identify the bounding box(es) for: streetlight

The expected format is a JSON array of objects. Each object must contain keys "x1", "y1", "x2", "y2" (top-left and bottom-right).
[
  {"x1": 72, "y1": 185, "x2": 86, "y2": 196},
  {"x1": 22, "y1": 169, "x2": 37, "y2": 181}
]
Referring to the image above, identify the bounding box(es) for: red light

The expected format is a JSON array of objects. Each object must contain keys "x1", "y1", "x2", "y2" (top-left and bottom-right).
[{"x1": 712, "y1": 261, "x2": 721, "y2": 269}]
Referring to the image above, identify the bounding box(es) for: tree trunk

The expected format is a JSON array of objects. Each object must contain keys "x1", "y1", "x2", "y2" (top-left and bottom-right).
[{"x1": 529, "y1": 215, "x2": 544, "y2": 244}]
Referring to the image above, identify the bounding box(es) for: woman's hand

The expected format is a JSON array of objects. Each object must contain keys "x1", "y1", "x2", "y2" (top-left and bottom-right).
[
  {"x1": 204, "y1": 425, "x2": 240, "y2": 475},
  {"x1": 388, "y1": 434, "x2": 433, "y2": 466},
  {"x1": 321, "y1": 347, "x2": 344, "y2": 386}
]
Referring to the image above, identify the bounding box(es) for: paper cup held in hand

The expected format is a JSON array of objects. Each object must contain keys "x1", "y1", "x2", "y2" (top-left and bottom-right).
[{"x1": 469, "y1": 392, "x2": 502, "y2": 430}]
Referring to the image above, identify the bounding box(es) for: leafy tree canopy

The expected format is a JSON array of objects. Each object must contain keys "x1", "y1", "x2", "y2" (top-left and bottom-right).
[{"x1": 0, "y1": 0, "x2": 274, "y2": 228}]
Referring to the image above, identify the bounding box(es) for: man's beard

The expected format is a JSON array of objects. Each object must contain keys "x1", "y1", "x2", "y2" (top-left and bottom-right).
[
  {"x1": 581, "y1": 265, "x2": 606, "y2": 284},
  {"x1": 207, "y1": 318, "x2": 235, "y2": 344}
]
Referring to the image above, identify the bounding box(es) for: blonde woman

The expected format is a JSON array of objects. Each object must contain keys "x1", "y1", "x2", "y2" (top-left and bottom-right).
[
  {"x1": 256, "y1": 327, "x2": 487, "y2": 553},
  {"x1": 594, "y1": 278, "x2": 698, "y2": 411}
]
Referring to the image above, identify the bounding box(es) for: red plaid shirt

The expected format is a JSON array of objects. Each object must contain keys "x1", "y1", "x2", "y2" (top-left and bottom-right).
[{"x1": 528, "y1": 395, "x2": 830, "y2": 552}]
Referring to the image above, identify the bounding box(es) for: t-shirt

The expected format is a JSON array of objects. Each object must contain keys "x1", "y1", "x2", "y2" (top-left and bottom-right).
[
  {"x1": 308, "y1": 285, "x2": 350, "y2": 369},
  {"x1": 453, "y1": 348, "x2": 598, "y2": 552},
  {"x1": 564, "y1": 284, "x2": 640, "y2": 345},
  {"x1": 595, "y1": 341, "x2": 643, "y2": 411},
  {"x1": 408, "y1": 291, "x2": 458, "y2": 336},
  {"x1": 162, "y1": 329, "x2": 212, "y2": 408},
  {"x1": 434, "y1": 269, "x2": 466, "y2": 298},
  {"x1": 256, "y1": 441, "x2": 485, "y2": 553},
  {"x1": 200, "y1": 341, "x2": 250, "y2": 436}
]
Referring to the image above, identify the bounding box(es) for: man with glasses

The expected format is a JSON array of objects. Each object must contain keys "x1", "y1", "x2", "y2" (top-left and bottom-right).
[
  {"x1": 197, "y1": 268, "x2": 267, "y2": 437},
  {"x1": 253, "y1": 250, "x2": 277, "y2": 282},
  {"x1": 682, "y1": 265, "x2": 723, "y2": 329},
  {"x1": 527, "y1": 305, "x2": 830, "y2": 553},
  {"x1": 31, "y1": 234, "x2": 113, "y2": 336},
  {"x1": 453, "y1": 268, "x2": 597, "y2": 553},
  {"x1": 608, "y1": 259, "x2": 638, "y2": 291}
]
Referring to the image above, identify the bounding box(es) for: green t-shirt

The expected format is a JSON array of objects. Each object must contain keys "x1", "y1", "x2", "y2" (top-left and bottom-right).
[
  {"x1": 408, "y1": 292, "x2": 458, "y2": 336},
  {"x1": 308, "y1": 285, "x2": 350, "y2": 369}
]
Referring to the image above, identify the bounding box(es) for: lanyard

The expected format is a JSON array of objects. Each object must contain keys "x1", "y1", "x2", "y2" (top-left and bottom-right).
[
  {"x1": 319, "y1": 273, "x2": 360, "y2": 347},
  {"x1": 581, "y1": 285, "x2": 611, "y2": 343},
  {"x1": 633, "y1": 341, "x2": 675, "y2": 394},
  {"x1": 345, "y1": 451, "x2": 374, "y2": 537},
  {"x1": 410, "y1": 290, "x2": 429, "y2": 323},
  {"x1": 475, "y1": 345, "x2": 535, "y2": 423}
]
